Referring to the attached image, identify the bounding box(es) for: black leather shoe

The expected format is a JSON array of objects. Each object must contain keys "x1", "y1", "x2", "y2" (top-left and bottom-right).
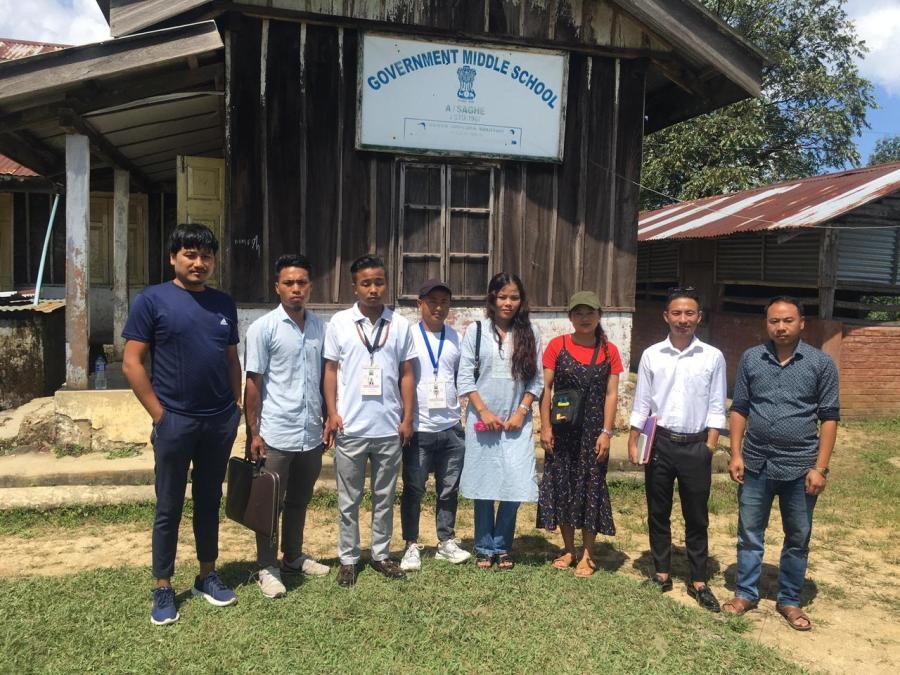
[
  {"x1": 370, "y1": 558, "x2": 406, "y2": 580},
  {"x1": 687, "y1": 583, "x2": 721, "y2": 613},
  {"x1": 644, "y1": 574, "x2": 673, "y2": 592},
  {"x1": 337, "y1": 564, "x2": 357, "y2": 588}
]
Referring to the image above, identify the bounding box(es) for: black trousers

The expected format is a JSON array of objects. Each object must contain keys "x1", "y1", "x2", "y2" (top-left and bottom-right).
[
  {"x1": 644, "y1": 435, "x2": 712, "y2": 582},
  {"x1": 150, "y1": 405, "x2": 240, "y2": 580}
]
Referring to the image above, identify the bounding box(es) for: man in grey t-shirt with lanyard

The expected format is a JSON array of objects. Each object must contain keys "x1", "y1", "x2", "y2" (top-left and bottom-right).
[{"x1": 399, "y1": 279, "x2": 472, "y2": 571}]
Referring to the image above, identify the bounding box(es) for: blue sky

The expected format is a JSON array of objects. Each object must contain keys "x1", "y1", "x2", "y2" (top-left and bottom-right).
[{"x1": 0, "y1": 0, "x2": 898, "y2": 166}]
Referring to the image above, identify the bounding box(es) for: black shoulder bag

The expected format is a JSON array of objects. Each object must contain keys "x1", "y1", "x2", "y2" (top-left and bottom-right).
[
  {"x1": 550, "y1": 336, "x2": 602, "y2": 428},
  {"x1": 473, "y1": 320, "x2": 482, "y2": 381}
]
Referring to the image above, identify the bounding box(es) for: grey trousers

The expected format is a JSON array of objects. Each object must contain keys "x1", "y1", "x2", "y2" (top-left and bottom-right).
[
  {"x1": 256, "y1": 445, "x2": 324, "y2": 568},
  {"x1": 334, "y1": 434, "x2": 402, "y2": 565}
]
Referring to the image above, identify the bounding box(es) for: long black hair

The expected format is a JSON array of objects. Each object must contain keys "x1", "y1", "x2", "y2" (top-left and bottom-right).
[{"x1": 484, "y1": 272, "x2": 537, "y2": 382}]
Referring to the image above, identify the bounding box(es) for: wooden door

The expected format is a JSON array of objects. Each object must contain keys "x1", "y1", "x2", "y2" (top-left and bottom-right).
[
  {"x1": 0, "y1": 193, "x2": 12, "y2": 290},
  {"x1": 176, "y1": 155, "x2": 225, "y2": 286}
]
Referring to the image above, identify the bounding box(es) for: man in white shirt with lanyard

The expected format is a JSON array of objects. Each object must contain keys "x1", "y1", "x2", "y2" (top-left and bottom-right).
[
  {"x1": 399, "y1": 279, "x2": 471, "y2": 571},
  {"x1": 628, "y1": 286, "x2": 727, "y2": 613},
  {"x1": 323, "y1": 255, "x2": 417, "y2": 587}
]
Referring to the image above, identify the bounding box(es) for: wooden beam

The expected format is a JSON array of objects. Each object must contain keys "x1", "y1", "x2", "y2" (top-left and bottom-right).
[
  {"x1": 58, "y1": 108, "x2": 154, "y2": 191},
  {"x1": 0, "y1": 63, "x2": 223, "y2": 133},
  {"x1": 818, "y1": 230, "x2": 839, "y2": 320},
  {"x1": 112, "y1": 169, "x2": 129, "y2": 360},
  {"x1": 0, "y1": 21, "x2": 223, "y2": 107},
  {"x1": 0, "y1": 131, "x2": 62, "y2": 177},
  {"x1": 65, "y1": 134, "x2": 90, "y2": 390}
]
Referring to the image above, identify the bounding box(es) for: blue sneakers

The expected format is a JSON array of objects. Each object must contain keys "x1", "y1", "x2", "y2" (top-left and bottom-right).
[
  {"x1": 150, "y1": 586, "x2": 180, "y2": 626},
  {"x1": 191, "y1": 571, "x2": 237, "y2": 607}
]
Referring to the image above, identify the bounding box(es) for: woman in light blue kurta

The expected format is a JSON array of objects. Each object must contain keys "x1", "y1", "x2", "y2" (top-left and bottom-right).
[{"x1": 458, "y1": 272, "x2": 543, "y2": 569}]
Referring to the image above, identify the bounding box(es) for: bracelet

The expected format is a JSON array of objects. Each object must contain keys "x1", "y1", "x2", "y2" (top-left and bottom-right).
[
  {"x1": 601, "y1": 428, "x2": 613, "y2": 437},
  {"x1": 812, "y1": 466, "x2": 830, "y2": 477},
  {"x1": 518, "y1": 403, "x2": 530, "y2": 413}
]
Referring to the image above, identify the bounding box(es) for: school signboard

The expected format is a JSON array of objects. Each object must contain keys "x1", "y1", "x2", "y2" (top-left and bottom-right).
[{"x1": 357, "y1": 34, "x2": 568, "y2": 162}]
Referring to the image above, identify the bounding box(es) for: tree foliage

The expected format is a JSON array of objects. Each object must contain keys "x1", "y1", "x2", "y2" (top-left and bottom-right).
[
  {"x1": 641, "y1": 0, "x2": 875, "y2": 209},
  {"x1": 868, "y1": 136, "x2": 900, "y2": 166}
]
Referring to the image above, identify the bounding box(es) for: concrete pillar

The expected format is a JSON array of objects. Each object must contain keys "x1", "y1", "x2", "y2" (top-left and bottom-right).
[
  {"x1": 65, "y1": 134, "x2": 90, "y2": 389},
  {"x1": 112, "y1": 169, "x2": 129, "y2": 360}
]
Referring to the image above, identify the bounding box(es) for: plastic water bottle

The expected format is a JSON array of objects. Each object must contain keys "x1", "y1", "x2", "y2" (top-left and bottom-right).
[{"x1": 94, "y1": 355, "x2": 108, "y2": 390}]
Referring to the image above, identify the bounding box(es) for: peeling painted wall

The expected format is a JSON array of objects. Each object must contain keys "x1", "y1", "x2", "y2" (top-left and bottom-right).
[
  {"x1": 237, "y1": 304, "x2": 633, "y2": 418},
  {"x1": 0, "y1": 307, "x2": 65, "y2": 409}
]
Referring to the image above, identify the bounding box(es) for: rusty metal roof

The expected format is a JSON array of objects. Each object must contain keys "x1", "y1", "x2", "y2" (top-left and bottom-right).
[
  {"x1": 0, "y1": 153, "x2": 38, "y2": 176},
  {"x1": 0, "y1": 38, "x2": 68, "y2": 62},
  {"x1": 638, "y1": 162, "x2": 900, "y2": 241}
]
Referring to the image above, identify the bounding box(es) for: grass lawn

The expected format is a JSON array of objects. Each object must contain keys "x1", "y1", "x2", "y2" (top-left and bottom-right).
[
  {"x1": 1, "y1": 418, "x2": 896, "y2": 674},
  {"x1": 0, "y1": 557, "x2": 799, "y2": 674}
]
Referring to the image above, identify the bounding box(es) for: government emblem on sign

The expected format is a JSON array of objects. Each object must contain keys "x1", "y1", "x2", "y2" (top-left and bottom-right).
[{"x1": 457, "y1": 65, "x2": 476, "y2": 100}]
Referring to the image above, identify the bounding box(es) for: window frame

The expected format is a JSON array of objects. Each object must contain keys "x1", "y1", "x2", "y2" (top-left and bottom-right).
[{"x1": 397, "y1": 161, "x2": 495, "y2": 301}]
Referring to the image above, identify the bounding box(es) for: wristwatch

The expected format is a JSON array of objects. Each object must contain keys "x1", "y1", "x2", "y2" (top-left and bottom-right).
[
  {"x1": 812, "y1": 466, "x2": 830, "y2": 477},
  {"x1": 600, "y1": 428, "x2": 613, "y2": 438},
  {"x1": 518, "y1": 403, "x2": 530, "y2": 414}
]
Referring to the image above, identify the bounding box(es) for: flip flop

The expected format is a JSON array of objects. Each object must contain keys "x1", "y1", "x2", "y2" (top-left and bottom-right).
[
  {"x1": 722, "y1": 597, "x2": 758, "y2": 615},
  {"x1": 574, "y1": 557, "x2": 596, "y2": 578},
  {"x1": 552, "y1": 552, "x2": 576, "y2": 569},
  {"x1": 776, "y1": 603, "x2": 812, "y2": 631}
]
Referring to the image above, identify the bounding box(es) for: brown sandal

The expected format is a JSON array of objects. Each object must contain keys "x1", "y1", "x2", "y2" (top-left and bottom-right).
[
  {"x1": 574, "y1": 556, "x2": 596, "y2": 578},
  {"x1": 552, "y1": 552, "x2": 576, "y2": 569},
  {"x1": 721, "y1": 597, "x2": 759, "y2": 615},
  {"x1": 476, "y1": 554, "x2": 494, "y2": 570},
  {"x1": 777, "y1": 604, "x2": 812, "y2": 631},
  {"x1": 497, "y1": 554, "x2": 515, "y2": 570}
]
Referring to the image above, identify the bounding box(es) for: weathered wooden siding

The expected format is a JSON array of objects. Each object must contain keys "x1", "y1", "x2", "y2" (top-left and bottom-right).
[
  {"x1": 236, "y1": 0, "x2": 671, "y2": 54},
  {"x1": 226, "y1": 16, "x2": 644, "y2": 309}
]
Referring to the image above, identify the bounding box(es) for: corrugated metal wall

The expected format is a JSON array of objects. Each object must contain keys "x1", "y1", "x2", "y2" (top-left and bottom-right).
[
  {"x1": 837, "y1": 227, "x2": 899, "y2": 286},
  {"x1": 636, "y1": 241, "x2": 678, "y2": 281},
  {"x1": 716, "y1": 232, "x2": 820, "y2": 286}
]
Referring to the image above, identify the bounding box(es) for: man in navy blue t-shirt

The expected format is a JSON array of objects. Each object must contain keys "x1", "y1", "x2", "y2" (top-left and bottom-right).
[{"x1": 122, "y1": 223, "x2": 242, "y2": 626}]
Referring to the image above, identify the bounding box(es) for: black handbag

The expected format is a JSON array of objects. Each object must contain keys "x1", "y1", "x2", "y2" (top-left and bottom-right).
[
  {"x1": 225, "y1": 457, "x2": 280, "y2": 543},
  {"x1": 550, "y1": 337, "x2": 602, "y2": 428}
]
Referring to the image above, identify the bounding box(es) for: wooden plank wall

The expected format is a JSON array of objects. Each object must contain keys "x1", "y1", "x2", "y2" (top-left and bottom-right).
[{"x1": 226, "y1": 16, "x2": 645, "y2": 309}]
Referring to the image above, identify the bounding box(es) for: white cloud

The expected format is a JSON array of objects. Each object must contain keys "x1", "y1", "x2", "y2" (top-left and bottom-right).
[
  {"x1": 0, "y1": 0, "x2": 109, "y2": 46},
  {"x1": 846, "y1": 0, "x2": 900, "y2": 95}
]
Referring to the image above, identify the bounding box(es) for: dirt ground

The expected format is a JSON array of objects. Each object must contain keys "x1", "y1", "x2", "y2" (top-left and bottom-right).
[{"x1": 2, "y1": 496, "x2": 898, "y2": 674}]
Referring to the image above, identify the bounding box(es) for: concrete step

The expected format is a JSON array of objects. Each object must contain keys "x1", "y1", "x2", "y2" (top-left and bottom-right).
[{"x1": 0, "y1": 434, "x2": 729, "y2": 491}]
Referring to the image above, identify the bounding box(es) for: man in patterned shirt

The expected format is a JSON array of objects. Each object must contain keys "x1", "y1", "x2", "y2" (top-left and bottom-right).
[{"x1": 723, "y1": 296, "x2": 839, "y2": 632}]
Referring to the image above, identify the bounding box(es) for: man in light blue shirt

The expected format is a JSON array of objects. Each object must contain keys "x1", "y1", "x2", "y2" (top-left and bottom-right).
[{"x1": 244, "y1": 254, "x2": 329, "y2": 598}]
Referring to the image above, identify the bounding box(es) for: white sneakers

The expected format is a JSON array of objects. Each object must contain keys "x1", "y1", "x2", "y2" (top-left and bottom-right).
[
  {"x1": 257, "y1": 566, "x2": 287, "y2": 599},
  {"x1": 400, "y1": 543, "x2": 424, "y2": 571},
  {"x1": 401, "y1": 540, "x2": 472, "y2": 570},
  {"x1": 283, "y1": 554, "x2": 330, "y2": 577},
  {"x1": 435, "y1": 538, "x2": 472, "y2": 564}
]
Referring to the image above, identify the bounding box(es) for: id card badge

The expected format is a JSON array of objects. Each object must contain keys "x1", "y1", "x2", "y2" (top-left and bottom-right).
[
  {"x1": 360, "y1": 365, "x2": 382, "y2": 396},
  {"x1": 427, "y1": 377, "x2": 448, "y2": 409}
]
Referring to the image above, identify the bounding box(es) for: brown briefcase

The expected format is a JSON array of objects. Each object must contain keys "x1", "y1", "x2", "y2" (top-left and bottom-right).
[{"x1": 225, "y1": 457, "x2": 280, "y2": 540}]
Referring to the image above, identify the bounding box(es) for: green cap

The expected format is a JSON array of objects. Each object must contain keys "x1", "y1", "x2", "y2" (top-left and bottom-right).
[{"x1": 567, "y1": 291, "x2": 602, "y2": 312}]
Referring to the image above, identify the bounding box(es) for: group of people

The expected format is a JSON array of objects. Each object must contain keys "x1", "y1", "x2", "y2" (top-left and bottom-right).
[{"x1": 123, "y1": 224, "x2": 838, "y2": 634}]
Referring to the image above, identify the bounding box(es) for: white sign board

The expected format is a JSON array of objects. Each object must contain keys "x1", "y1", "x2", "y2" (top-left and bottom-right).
[{"x1": 357, "y1": 34, "x2": 568, "y2": 162}]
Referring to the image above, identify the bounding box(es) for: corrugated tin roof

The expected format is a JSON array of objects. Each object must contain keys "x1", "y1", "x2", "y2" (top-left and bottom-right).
[
  {"x1": 638, "y1": 162, "x2": 900, "y2": 241},
  {"x1": 0, "y1": 298, "x2": 65, "y2": 314},
  {"x1": 0, "y1": 38, "x2": 68, "y2": 62},
  {"x1": 0, "y1": 153, "x2": 38, "y2": 176}
]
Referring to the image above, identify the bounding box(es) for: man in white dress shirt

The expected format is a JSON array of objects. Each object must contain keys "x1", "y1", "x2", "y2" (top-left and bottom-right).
[
  {"x1": 628, "y1": 287, "x2": 727, "y2": 612},
  {"x1": 323, "y1": 255, "x2": 417, "y2": 588}
]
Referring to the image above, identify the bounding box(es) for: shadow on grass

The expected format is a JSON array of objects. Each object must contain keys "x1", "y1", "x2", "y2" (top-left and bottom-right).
[
  {"x1": 632, "y1": 546, "x2": 724, "y2": 584},
  {"x1": 722, "y1": 562, "x2": 818, "y2": 604}
]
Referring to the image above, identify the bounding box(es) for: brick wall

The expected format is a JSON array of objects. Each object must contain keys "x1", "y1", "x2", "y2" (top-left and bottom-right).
[{"x1": 840, "y1": 325, "x2": 900, "y2": 420}]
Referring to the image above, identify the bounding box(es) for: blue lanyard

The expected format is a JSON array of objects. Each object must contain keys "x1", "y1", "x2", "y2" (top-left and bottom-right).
[{"x1": 419, "y1": 322, "x2": 445, "y2": 376}]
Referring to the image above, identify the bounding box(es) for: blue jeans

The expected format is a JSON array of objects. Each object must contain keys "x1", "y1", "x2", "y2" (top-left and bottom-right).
[
  {"x1": 400, "y1": 425, "x2": 466, "y2": 543},
  {"x1": 736, "y1": 469, "x2": 817, "y2": 606},
  {"x1": 473, "y1": 500, "x2": 519, "y2": 556}
]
